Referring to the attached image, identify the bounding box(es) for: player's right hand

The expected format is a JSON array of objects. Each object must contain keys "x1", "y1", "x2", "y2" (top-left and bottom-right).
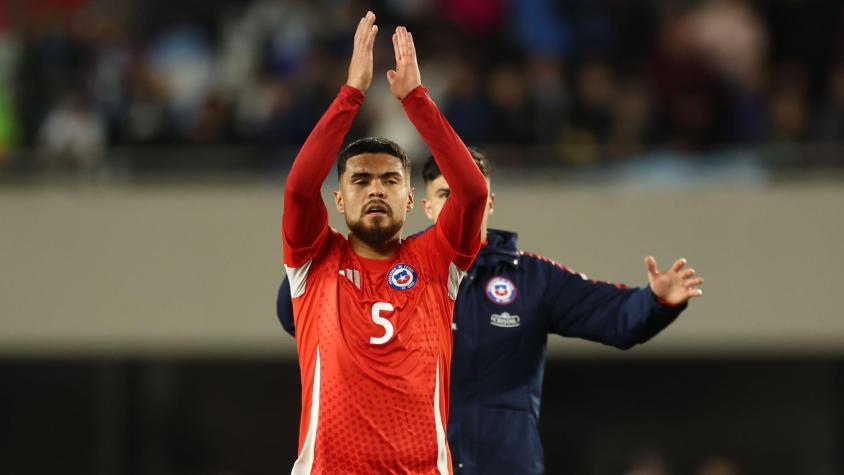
[{"x1": 346, "y1": 11, "x2": 378, "y2": 93}]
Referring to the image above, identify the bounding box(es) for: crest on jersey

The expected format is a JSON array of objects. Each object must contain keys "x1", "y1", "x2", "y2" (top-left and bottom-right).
[
  {"x1": 387, "y1": 263, "x2": 417, "y2": 291},
  {"x1": 485, "y1": 276, "x2": 517, "y2": 304}
]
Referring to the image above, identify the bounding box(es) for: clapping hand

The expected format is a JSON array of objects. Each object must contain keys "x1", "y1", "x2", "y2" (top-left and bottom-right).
[
  {"x1": 386, "y1": 26, "x2": 422, "y2": 100},
  {"x1": 346, "y1": 11, "x2": 378, "y2": 93}
]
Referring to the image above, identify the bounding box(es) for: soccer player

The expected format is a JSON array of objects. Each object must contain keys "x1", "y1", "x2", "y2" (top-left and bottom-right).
[
  {"x1": 280, "y1": 147, "x2": 703, "y2": 474},
  {"x1": 282, "y1": 11, "x2": 488, "y2": 475}
]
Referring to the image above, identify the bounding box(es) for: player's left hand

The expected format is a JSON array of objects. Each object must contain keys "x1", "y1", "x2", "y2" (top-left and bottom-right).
[
  {"x1": 387, "y1": 26, "x2": 422, "y2": 100},
  {"x1": 645, "y1": 256, "x2": 704, "y2": 306}
]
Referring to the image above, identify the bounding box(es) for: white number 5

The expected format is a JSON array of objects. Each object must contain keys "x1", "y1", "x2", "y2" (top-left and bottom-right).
[{"x1": 370, "y1": 302, "x2": 395, "y2": 345}]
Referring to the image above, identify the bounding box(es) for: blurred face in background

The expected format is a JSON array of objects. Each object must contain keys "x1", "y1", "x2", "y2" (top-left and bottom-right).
[
  {"x1": 334, "y1": 153, "x2": 413, "y2": 247},
  {"x1": 422, "y1": 174, "x2": 494, "y2": 235}
]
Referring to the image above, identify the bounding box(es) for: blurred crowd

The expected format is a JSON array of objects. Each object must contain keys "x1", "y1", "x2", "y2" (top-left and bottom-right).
[{"x1": 2, "y1": 0, "x2": 844, "y2": 172}]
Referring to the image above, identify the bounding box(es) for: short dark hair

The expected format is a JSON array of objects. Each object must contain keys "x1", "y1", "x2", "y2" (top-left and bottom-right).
[
  {"x1": 422, "y1": 147, "x2": 491, "y2": 184},
  {"x1": 337, "y1": 137, "x2": 411, "y2": 180}
]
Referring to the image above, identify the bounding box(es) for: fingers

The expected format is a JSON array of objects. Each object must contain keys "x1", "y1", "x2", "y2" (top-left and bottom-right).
[
  {"x1": 347, "y1": 11, "x2": 376, "y2": 92},
  {"x1": 387, "y1": 26, "x2": 421, "y2": 98},
  {"x1": 392, "y1": 32, "x2": 400, "y2": 64},
  {"x1": 398, "y1": 27, "x2": 407, "y2": 58},
  {"x1": 671, "y1": 258, "x2": 687, "y2": 273},
  {"x1": 407, "y1": 31, "x2": 416, "y2": 58},
  {"x1": 684, "y1": 270, "x2": 703, "y2": 300},
  {"x1": 365, "y1": 23, "x2": 378, "y2": 49},
  {"x1": 386, "y1": 69, "x2": 397, "y2": 84},
  {"x1": 363, "y1": 12, "x2": 377, "y2": 47},
  {"x1": 356, "y1": 11, "x2": 374, "y2": 43},
  {"x1": 393, "y1": 26, "x2": 415, "y2": 62},
  {"x1": 353, "y1": 12, "x2": 376, "y2": 58},
  {"x1": 354, "y1": 16, "x2": 366, "y2": 42},
  {"x1": 644, "y1": 256, "x2": 658, "y2": 277},
  {"x1": 399, "y1": 28, "x2": 415, "y2": 58},
  {"x1": 396, "y1": 27, "x2": 407, "y2": 62}
]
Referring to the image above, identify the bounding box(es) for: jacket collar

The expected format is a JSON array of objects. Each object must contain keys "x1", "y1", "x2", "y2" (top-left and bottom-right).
[
  {"x1": 473, "y1": 228, "x2": 520, "y2": 271},
  {"x1": 413, "y1": 227, "x2": 520, "y2": 273}
]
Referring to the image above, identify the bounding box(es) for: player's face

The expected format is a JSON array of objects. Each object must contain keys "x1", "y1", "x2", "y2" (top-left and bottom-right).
[
  {"x1": 422, "y1": 175, "x2": 494, "y2": 228},
  {"x1": 421, "y1": 175, "x2": 450, "y2": 222},
  {"x1": 335, "y1": 153, "x2": 414, "y2": 246}
]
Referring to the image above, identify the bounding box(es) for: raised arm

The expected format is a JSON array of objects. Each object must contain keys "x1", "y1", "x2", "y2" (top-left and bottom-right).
[
  {"x1": 387, "y1": 26, "x2": 487, "y2": 260},
  {"x1": 282, "y1": 12, "x2": 378, "y2": 263}
]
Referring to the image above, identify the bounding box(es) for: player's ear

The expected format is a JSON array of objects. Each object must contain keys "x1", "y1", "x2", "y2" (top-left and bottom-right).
[
  {"x1": 488, "y1": 192, "x2": 495, "y2": 215},
  {"x1": 406, "y1": 187, "x2": 414, "y2": 211},
  {"x1": 421, "y1": 198, "x2": 434, "y2": 220},
  {"x1": 334, "y1": 190, "x2": 345, "y2": 214}
]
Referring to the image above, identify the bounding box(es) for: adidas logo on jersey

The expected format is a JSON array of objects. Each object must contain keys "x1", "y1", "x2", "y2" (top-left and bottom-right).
[{"x1": 340, "y1": 268, "x2": 361, "y2": 289}]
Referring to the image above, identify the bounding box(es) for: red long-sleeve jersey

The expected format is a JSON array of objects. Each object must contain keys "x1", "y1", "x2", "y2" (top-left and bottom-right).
[{"x1": 282, "y1": 85, "x2": 487, "y2": 475}]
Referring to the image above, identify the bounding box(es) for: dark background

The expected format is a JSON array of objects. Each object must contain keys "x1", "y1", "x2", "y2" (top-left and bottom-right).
[{"x1": 3, "y1": 358, "x2": 841, "y2": 475}]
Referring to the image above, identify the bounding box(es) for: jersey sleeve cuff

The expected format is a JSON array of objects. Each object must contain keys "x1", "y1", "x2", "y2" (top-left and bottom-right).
[
  {"x1": 339, "y1": 84, "x2": 366, "y2": 104},
  {"x1": 400, "y1": 85, "x2": 428, "y2": 106},
  {"x1": 647, "y1": 287, "x2": 688, "y2": 314}
]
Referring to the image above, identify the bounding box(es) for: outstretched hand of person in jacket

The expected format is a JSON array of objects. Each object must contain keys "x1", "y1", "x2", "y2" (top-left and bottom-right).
[{"x1": 646, "y1": 256, "x2": 704, "y2": 306}]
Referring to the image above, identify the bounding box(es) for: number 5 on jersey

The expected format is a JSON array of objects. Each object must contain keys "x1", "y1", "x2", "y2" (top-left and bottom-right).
[{"x1": 370, "y1": 302, "x2": 395, "y2": 345}]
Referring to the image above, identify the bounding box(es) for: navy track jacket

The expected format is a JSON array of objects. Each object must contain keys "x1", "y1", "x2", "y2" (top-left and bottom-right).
[{"x1": 276, "y1": 228, "x2": 685, "y2": 474}]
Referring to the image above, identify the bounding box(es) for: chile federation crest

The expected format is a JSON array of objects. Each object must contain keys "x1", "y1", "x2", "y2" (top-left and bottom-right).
[
  {"x1": 486, "y1": 276, "x2": 518, "y2": 304},
  {"x1": 388, "y1": 264, "x2": 417, "y2": 291}
]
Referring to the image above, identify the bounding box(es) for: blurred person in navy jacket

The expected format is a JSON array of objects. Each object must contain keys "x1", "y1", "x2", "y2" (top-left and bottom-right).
[{"x1": 277, "y1": 149, "x2": 704, "y2": 474}]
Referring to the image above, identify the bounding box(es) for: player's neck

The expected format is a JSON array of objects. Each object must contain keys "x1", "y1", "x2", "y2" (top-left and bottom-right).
[
  {"x1": 480, "y1": 226, "x2": 488, "y2": 244},
  {"x1": 348, "y1": 233, "x2": 401, "y2": 259}
]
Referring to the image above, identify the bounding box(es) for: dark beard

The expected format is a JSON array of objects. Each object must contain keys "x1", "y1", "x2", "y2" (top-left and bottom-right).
[{"x1": 347, "y1": 216, "x2": 403, "y2": 248}]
